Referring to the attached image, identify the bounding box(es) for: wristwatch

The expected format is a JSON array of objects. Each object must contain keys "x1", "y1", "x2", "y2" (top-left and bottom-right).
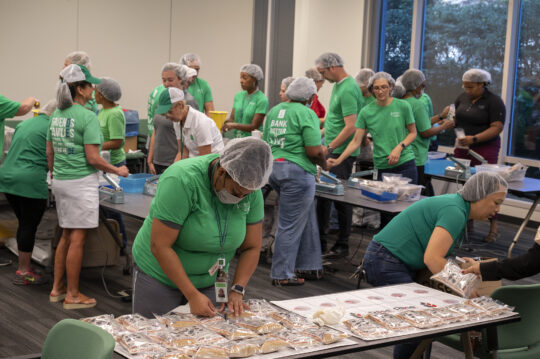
[
  {"x1": 400, "y1": 142, "x2": 406, "y2": 149},
  {"x1": 473, "y1": 136, "x2": 478, "y2": 143},
  {"x1": 327, "y1": 145, "x2": 334, "y2": 155},
  {"x1": 231, "y1": 284, "x2": 245, "y2": 296}
]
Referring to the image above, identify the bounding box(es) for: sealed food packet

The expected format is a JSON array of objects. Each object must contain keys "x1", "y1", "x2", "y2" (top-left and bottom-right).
[
  {"x1": 343, "y1": 317, "x2": 390, "y2": 340},
  {"x1": 428, "y1": 307, "x2": 466, "y2": 323},
  {"x1": 147, "y1": 330, "x2": 173, "y2": 347},
  {"x1": 395, "y1": 310, "x2": 443, "y2": 329},
  {"x1": 466, "y1": 297, "x2": 514, "y2": 315},
  {"x1": 193, "y1": 345, "x2": 229, "y2": 359},
  {"x1": 169, "y1": 326, "x2": 227, "y2": 348},
  {"x1": 301, "y1": 326, "x2": 349, "y2": 344},
  {"x1": 81, "y1": 314, "x2": 119, "y2": 336},
  {"x1": 269, "y1": 328, "x2": 318, "y2": 349},
  {"x1": 198, "y1": 315, "x2": 226, "y2": 325},
  {"x1": 203, "y1": 321, "x2": 258, "y2": 340},
  {"x1": 119, "y1": 332, "x2": 167, "y2": 355},
  {"x1": 232, "y1": 316, "x2": 284, "y2": 334},
  {"x1": 242, "y1": 336, "x2": 289, "y2": 354},
  {"x1": 145, "y1": 350, "x2": 191, "y2": 359},
  {"x1": 366, "y1": 310, "x2": 412, "y2": 331},
  {"x1": 269, "y1": 311, "x2": 319, "y2": 330},
  {"x1": 223, "y1": 339, "x2": 260, "y2": 358},
  {"x1": 155, "y1": 313, "x2": 200, "y2": 328},
  {"x1": 446, "y1": 303, "x2": 486, "y2": 320},
  {"x1": 430, "y1": 259, "x2": 481, "y2": 297},
  {"x1": 116, "y1": 314, "x2": 164, "y2": 333},
  {"x1": 245, "y1": 299, "x2": 278, "y2": 315}
]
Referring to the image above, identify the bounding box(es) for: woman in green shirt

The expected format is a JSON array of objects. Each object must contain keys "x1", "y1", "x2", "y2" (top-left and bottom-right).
[
  {"x1": 47, "y1": 64, "x2": 129, "y2": 310},
  {"x1": 63, "y1": 51, "x2": 98, "y2": 113},
  {"x1": 222, "y1": 64, "x2": 269, "y2": 138},
  {"x1": 263, "y1": 77, "x2": 327, "y2": 285},
  {"x1": 180, "y1": 53, "x2": 215, "y2": 115},
  {"x1": 132, "y1": 138, "x2": 272, "y2": 318},
  {"x1": 362, "y1": 172, "x2": 507, "y2": 358}
]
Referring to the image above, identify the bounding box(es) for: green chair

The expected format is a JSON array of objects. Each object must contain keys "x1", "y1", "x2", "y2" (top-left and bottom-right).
[
  {"x1": 436, "y1": 284, "x2": 540, "y2": 358},
  {"x1": 41, "y1": 318, "x2": 115, "y2": 359}
]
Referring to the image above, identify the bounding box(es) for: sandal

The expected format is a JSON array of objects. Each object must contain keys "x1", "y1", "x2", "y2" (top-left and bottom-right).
[
  {"x1": 49, "y1": 290, "x2": 67, "y2": 303},
  {"x1": 271, "y1": 277, "x2": 305, "y2": 286},
  {"x1": 63, "y1": 294, "x2": 97, "y2": 309},
  {"x1": 482, "y1": 232, "x2": 498, "y2": 243},
  {"x1": 295, "y1": 269, "x2": 323, "y2": 280}
]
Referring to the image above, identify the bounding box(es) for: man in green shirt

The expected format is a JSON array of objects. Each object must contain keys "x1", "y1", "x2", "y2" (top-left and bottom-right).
[
  {"x1": 355, "y1": 68, "x2": 376, "y2": 106},
  {"x1": 314, "y1": 52, "x2": 364, "y2": 257},
  {"x1": 132, "y1": 137, "x2": 273, "y2": 318},
  {"x1": 180, "y1": 53, "x2": 215, "y2": 115}
]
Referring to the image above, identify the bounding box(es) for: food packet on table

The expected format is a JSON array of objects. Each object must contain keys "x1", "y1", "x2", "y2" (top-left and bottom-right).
[
  {"x1": 430, "y1": 259, "x2": 481, "y2": 298},
  {"x1": 312, "y1": 302, "x2": 345, "y2": 326},
  {"x1": 155, "y1": 313, "x2": 200, "y2": 329},
  {"x1": 269, "y1": 311, "x2": 319, "y2": 330},
  {"x1": 466, "y1": 297, "x2": 514, "y2": 315},
  {"x1": 145, "y1": 349, "x2": 191, "y2": 359},
  {"x1": 169, "y1": 326, "x2": 228, "y2": 348},
  {"x1": 223, "y1": 339, "x2": 260, "y2": 358},
  {"x1": 395, "y1": 309, "x2": 443, "y2": 329},
  {"x1": 193, "y1": 345, "x2": 229, "y2": 359},
  {"x1": 230, "y1": 315, "x2": 283, "y2": 334},
  {"x1": 366, "y1": 310, "x2": 412, "y2": 331},
  {"x1": 245, "y1": 299, "x2": 278, "y2": 315},
  {"x1": 241, "y1": 336, "x2": 289, "y2": 354},
  {"x1": 203, "y1": 321, "x2": 258, "y2": 340},
  {"x1": 446, "y1": 303, "x2": 487, "y2": 320},
  {"x1": 116, "y1": 314, "x2": 165, "y2": 333},
  {"x1": 119, "y1": 332, "x2": 167, "y2": 355},
  {"x1": 81, "y1": 314, "x2": 121, "y2": 337},
  {"x1": 301, "y1": 326, "x2": 349, "y2": 344},
  {"x1": 427, "y1": 306, "x2": 466, "y2": 323},
  {"x1": 269, "y1": 328, "x2": 319, "y2": 349},
  {"x1": 343, "y1": 317, "x2": 391, "y2": 340}
]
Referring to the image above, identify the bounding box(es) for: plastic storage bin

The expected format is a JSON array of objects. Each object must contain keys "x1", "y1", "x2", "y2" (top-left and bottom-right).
[
  {"x1": 209, "y1": 111, "x2": 228, "y2": 130},
  {"x1": 357, "y1": 182, "x2": 398, "y2": 203},
  {"x1": 119, "y1": 173, "x2": 154, "y2": 193},
  {"x1": 396, "y1": 184, "x2": 423, "y2": 201},
  {"x1": 123, "y1": 109, "x2": 139, "y2": 135},
  {"x1": 475, "y1": 164, "x2": 527, "y2": 182}
]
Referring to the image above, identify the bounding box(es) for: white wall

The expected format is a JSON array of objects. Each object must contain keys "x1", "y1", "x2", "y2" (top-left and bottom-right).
[
  {"x1": 0, "y1": 0, "x2": 253, "y2": 119},
  {"x1": 292, "y1": 0, "x2": 365, "y2": 110}
]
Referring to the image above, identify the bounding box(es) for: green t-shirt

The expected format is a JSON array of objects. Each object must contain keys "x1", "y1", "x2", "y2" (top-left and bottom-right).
[
  {"x1": 404, "y1": 97, "x2": 431, "y2": 166},
  {"x1": 98, "y1": 105, "x2": 126, "y2": 165},
  {"x1": 374, "y1": 194, "x2": 470, "y2": 270},
  {"x1": 47, "y1": 104, "x2": 102, "y2": 180},
  {"x1": 364, "y1": 95, "x2": 376, "y2": 107},
  {"x1": 419, "y1": 93, "x2": 436, "y2": 141},
  {"x1": 188, "y1": 78, "x2": 213, "y2": 113},
  {"x1": 0, "y1": 114, "x2": 49, "y2": 199},
  {"x1": 356, "y1": 98, "x2": 415, "y2": 169},
  {"x1": 262, "y1": 102, "x2": 322, "y2": 175},
  {"x1": 132, "y1": 154, "x2": 264, "y2": 289},
  {"x1": 232, "y1": 90, "x2": 268, "y2": 138},
  {"x1": 84, "y1": 91, "x2": 98, "y2": 113},
  {"x1": 147, "y1": 84, "x2": 166, "y2": 136},
  {"x1": 0, "y1": 94, "x2": 21, "y2": 156},
  {"x1": 324, "y1": 76, "x2": 364, "y2": 156}
]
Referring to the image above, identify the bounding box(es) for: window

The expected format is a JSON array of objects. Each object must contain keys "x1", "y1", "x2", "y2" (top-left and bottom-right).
[
  {"x1": 421, "y1": 0, "x2": 508, "y2": 147},
  {"x1": 508, "y1": 0, "x2": 540, "y2": 163},
  {"x1": 379, "y1": 0, "x2": 413, "y2": 79}
]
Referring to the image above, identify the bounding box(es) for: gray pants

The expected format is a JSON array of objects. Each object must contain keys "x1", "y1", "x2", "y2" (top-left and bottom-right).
[{"x1": 132, "y1": 263, "x2": 217, "y2": 318}]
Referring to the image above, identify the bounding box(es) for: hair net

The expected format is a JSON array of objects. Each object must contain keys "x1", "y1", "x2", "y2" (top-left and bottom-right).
[
  {"x1": 305, "y1": 67, "x2": 323, "y2": 82},
  {"x1": 220, "y1": 137, "x2": 273, "y2": 191},
  {"x1": 180, "y1": 53, "x2": 201, "y2": 67},
  {"x1": 315, "y1": 52, "x2": 344, "y2": 68},
  {"x1": 286, "y1": 77, "x2": 317, "y2": 102},
  {"x1": 186, "y1": 67, "x2": 197, "y2": 79},
  {"x1": 281, "y1": 76, "x2": 295, "y2": 89},
  {"x1": 39, "y1": 99, "x2": 58, "y2": 117},
  {"x1": 161, "y1": 62, "x2": 184, "y2": 80},
  {"x1": 401, "y1": 69, "x2": 426, "y2": 91},
  {"x1": 457, "y1": 172, "x2": 508, "y2": 202},
  {"x1": 355, "y1": 68, "x2": 375, "y2": 87},
  {"x1": 391, "y1": 79, "x2": 406, "y2": 99},
  {"x1": 96, "y1": 77, "x2": 122, "y2": 102},
  {"x1": 462, "y1": 68, "x2": 492, "y2": 85},
  {"x1": 65, "y1": 51, "x2": 91, "y2": 69},
  {"x1": 240, "y1": 64, "x2": 264, "y2": 82},
  {"x1": 367, "y1": 72, "x2": 396, "y2": 94}
]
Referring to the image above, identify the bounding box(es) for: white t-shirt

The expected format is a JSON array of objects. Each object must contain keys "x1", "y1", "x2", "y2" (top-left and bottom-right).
[{"x1": 173, "y1": 106, "x2": 224, "y2": 157}]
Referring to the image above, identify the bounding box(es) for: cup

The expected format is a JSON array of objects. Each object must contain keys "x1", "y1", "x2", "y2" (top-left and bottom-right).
[
  {"x1": 454, "y1": 128, "x2": 465, "y2": 139},
  {"x1": 251, "y1": 130, "x2": 262, "y2": 139}
]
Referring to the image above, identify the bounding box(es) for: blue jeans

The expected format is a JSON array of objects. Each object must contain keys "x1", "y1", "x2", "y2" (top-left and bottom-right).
[
  {"x1": 269, "y1": 161, "x2": 322, "y2": 279},
  {"x1": 363, "y1": 241, "x2": 427, "y2": 359}
]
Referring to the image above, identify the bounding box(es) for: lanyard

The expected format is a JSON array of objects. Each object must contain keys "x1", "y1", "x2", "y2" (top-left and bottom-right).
[
  {"x1": 179, "y1": 122, "x2": 184, "y2": 159},
  {"x1": 211, "y1": 162, "x2": 230, "y2": 259}
]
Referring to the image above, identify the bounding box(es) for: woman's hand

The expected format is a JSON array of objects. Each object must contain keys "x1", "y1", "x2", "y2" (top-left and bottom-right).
[
  {"x1": 219, "y1": 292, "x2": 249, "y2": 317},
  {"x1": 115, "y1": 165, "x2": 129, "y2": 177},
  {"x1": 188, "y1": 291, "x2": 217, "y2": 317},
  {"x1": 440, "y1": 105, "x2": 450, "y2": 119},
  {"x1": 222, "y1": 122, "x2": 235, "y2": 132},
  {"x1": 458, "y1": 136, "x2": 475, "y2": 147},
  {"x1": 148, "y1": 162, "x2": 156, "y2": 175},
  {"x1": 387, "y1": 145, "x2": 403, "y2": 165},
  {"x1": 327, "y1": 158, "x2": 339, "y2": 169},
  {"x1": 461, "y1": 257, "x2": 481, "y2": 276}
]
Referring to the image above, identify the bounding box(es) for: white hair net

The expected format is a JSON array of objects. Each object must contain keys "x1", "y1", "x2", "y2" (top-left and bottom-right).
[
  {"x1": 286, "y1": 77, "x2": 317, "y2": 102},
  {"x1": 65, "y1": 51, "x2": 91, "y2": 69},
  {"x1": 240, "y1": 64, "x2": 264, "y2": 82},
  {"x1": 401, "y1": 69, "x2": 426, "y2": 91},
  {"x1": 392, "y1": 79, "x2": 406, "y2": 99},
  {"x1": 96, "y1": 77, "x2": 122, "y2": 102},
  {"x1": 305, "y1": 67, "x2": 323, "y2": 82},
  {"x1": 39, "y1": 99, "x2": 58, "y2": 117},
  {"x1": 355, "y1": 68, "x2": 375, "y2": 87},
  {"x1": 457, "y1": 172, "x2": 508, "y2": 202},
  {"x1": 161, "y1": 62, "x2": 184, "y2": 80},
  {"x1": 186, "y1": 67, "x2": 197, "y2": 79},
  {"x1": 315, "y1": 52, "x2": 344, "y2": 68},
  {"x1": 462, "y1": 69, "x2": 492, "y2": 85},
  {"x1": 219, "y1": 137, "x2": 273, "y2": 191},
  {"x1": 367, "y1": 72, "x2": 396, "y2": 94},
  {"x1": 180, "y1": 53, "x2": 201, "y2": 67},
  {"x1": 281, "y1": 76, "x2": 296, "y2": 89}
]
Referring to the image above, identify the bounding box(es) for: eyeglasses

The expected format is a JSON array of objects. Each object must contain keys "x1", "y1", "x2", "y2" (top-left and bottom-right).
[{"x1": 372, "y1": 85, "x2": 389, "y2": 92}]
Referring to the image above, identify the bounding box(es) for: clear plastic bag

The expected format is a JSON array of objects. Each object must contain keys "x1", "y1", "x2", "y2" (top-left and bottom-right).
[
  {"x1": 396, "y1": 309, "x2": 442, "y2": 329},
  {"x1": 203, "y1": 321, "x2": 258, "y2": 340},
  {"x1": 193, "y1": 345, "x2": 229, "y2": 359},
  {"x1": 343, "y1": 317, "x2": 390, "y2": 340},
  {"x1": 119, "y1": 332, "x2": 167, "y2": 355},
  {"x1": 466, "y1": 297, "x2": 514, "y2": 316},
  {"x1": 366, "y1": 310, "x2": 411, "y2": 331},
  {"x1": 428, "y1": 306, "x2": 465, "y2": 323},
  {"x1": 155, "y1": 313, "x2": 200, "y2": 329},
  {"x1": 116, "y1": 314, "x2": 164, "y2": 333},
  {"x1": 301, "y1": 326, "x2": 349, "y2": 344},
  {"x1": 269, "y1": 328, "x2": 318, "y2": 349},
  {"x1": 430, "y1": 259, "x2": 481, "y2": 297},
  {"x1": 269, "y1": 311, "x2": 318, "y2": 330},
  {"x1": 223, "y1": 339, "x2": 260, "y2": 358}
]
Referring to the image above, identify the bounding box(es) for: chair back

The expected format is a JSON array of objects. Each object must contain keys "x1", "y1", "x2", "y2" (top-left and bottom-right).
[
  {"x1": 42, "y1": 318, "x2": 115, "y2": 359},
  {"x1": 491, "y1": 284, "x2": 540, "y2": 350}
]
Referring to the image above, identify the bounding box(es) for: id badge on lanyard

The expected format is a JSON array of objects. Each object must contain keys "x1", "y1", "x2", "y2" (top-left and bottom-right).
[{"x1": 214, "y1": 258, "x2": 228, "y2": 303}]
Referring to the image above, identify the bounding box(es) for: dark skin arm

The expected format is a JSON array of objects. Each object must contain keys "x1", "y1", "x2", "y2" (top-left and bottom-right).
[
  {"x1": 458, "y1": 121, "x2": 504, "y2": 146},
  {"x1": 101, "y1": 139, "x2": 123, "y2": 150},
  {"x1": 305, "y1": 145, "x2": 328, "y2": 171},
  {"x1": 223, "y1": 113, "x2": 265, "y2": 134}
]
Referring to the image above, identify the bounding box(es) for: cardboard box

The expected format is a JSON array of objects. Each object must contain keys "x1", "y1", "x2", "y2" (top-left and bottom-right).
[
  {"x1": 82, "y1": 219, "x2": 121, "y2": 268},
  {"x1": 124, "y1": 135, "x2": 138, "y2": 152},
  {"x1": 415, "y1": 258, "x2": 501, "y2": 297}
]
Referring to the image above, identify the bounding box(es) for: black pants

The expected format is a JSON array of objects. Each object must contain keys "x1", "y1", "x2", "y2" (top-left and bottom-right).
[
  {"x1": 4, "y1": 193, "x2": 47, "y2": 252},
  {"x1": 317, "y1": 154, "x2": 356, "y2": 249},
  {"x1": 417, "y1": 165, "x2": 434, "y2": 197},
  {"x1": 153, "y1": 164, "x2": 169, "y2": 175}
]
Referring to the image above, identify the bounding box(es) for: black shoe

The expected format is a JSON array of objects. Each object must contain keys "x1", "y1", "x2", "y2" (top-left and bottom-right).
[
  {"x1": 323, "y1": 246, "x2": 348, "y2": 259},
  {"x1": 0, "y1": 257, "x2": 12, "y2": 267},
  {"x1": 295, "y1": 269, "x2": 324, "y2": 280}
]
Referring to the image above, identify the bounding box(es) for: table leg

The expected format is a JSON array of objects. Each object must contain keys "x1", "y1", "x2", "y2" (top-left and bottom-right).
[
  {"x1": 507, "y1": 194, "x2": 540, "y2": 258},
  {"x1": 411, "y1": 339, "x2": 433, "y2": 359},
  {"x1": 460, "y1": 332, "x2": 474, "y2": 359}
]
